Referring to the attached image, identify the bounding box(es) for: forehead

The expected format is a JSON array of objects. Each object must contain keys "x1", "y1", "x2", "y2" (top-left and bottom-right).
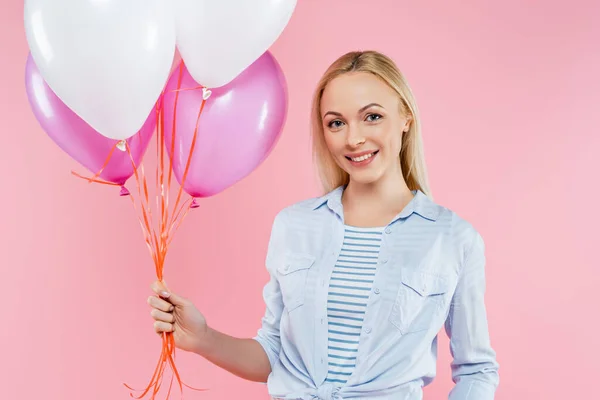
[{"x1": 321, "y1": 72, "x2": 399, "y2": 114}]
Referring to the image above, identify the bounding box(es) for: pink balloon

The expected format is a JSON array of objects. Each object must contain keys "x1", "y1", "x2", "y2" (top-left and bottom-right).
[
  {"x1": 25, "y1": 53, "x2": 155, "y2": 187},
  {"x1": 162, "y1": 51, "x2": 288, "y2": 198}
]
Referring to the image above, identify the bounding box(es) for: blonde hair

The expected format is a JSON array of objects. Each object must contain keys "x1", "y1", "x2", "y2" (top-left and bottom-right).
[{"x1": 310, "y1": 50, "x2": 432, "y2": 198}]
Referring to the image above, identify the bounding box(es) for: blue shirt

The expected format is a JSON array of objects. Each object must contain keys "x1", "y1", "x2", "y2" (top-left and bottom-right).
[{"x1": 253, "y1": 187, "x2": 499, "y2": 399}]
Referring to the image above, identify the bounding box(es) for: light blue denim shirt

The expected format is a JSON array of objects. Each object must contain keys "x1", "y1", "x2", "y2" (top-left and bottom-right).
[{"x1": 253, "y1": 186, "x2": 499, "y2": 400}]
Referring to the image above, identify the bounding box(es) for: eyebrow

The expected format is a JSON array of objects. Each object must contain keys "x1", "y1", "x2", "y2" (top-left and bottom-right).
[{"x1": 323, "y1": 103, "x2": 384, "y2": 119}]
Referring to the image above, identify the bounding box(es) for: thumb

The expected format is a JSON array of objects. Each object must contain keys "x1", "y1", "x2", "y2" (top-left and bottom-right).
[
  {"x1": 151, "y1": 279, "x2": 170, "y2": 294},
  {"x1": 157, "y1": 286, "x2": 188, "y2": 307}
]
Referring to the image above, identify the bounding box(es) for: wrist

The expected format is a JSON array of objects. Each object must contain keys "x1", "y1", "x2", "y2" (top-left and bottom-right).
[{"x1": 193, "y1": 325, "x2": 214, "y2": 357}]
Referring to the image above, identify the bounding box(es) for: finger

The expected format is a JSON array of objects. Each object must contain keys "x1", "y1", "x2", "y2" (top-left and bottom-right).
[
  {"x1": 148, "y1": 296, "x2": 174, "y2": 313},
  {"x1": 151, "y1": 309, "x2": 175, "y2": 323},
  {"x1": 154, "y1": 321, "x2": 174, "y2": 333},
  {"x1": 150, "y1": 281, "x2": 188, "y2": 306},
  {"x1": 155, "y1": 289, "x2": 188, "y2": 308},
  {"x1": 150, "y1": 280, "x2": 170, "y2": 294}
]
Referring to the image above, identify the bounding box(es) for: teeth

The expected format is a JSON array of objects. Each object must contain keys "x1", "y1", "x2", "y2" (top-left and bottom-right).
[{"x1": 351, "y1": 152, "x2": 375, "y2": 162}]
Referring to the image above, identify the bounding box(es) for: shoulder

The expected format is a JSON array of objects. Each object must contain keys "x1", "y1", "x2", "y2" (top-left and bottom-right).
[
  {"x1": 263, "y1": 194, "x2": 332, "y2": 266},
  {"x1": 424, "y1": 193, "x2": 481, "y2": 238},
  {"x1": 274, "y1": 187, "x2": 335, "y2": 219},
  {"x1": 430, "y1": 198, "x2": 484, "y2": 266},
  {"x1": 266, "y1": 189, "x2": 338, "y2": 241}
]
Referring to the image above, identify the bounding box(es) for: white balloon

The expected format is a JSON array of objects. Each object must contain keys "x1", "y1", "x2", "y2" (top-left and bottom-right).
[
  {"x1": 24, "y1": 0, "x2": 176, "y2": 140},
  {"x1": 175, "y1": 0, "x2": 296, "y2": 88}
]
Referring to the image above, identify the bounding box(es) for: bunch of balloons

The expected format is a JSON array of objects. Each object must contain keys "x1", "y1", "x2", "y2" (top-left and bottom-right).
[
  {"x1": 24, "y1": 0, "x2": 294, "y2": 198},
  {"x1": 24, "y1": 1, "x2": 296, "y2": 399}
]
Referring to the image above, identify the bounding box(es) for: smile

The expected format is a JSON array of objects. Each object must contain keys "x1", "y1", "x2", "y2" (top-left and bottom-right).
[{"x1": 345, "y1": 150, "x2": 379, "y2": 165}]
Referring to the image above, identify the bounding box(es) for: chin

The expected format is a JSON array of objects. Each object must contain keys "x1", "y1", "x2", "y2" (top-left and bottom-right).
[{"x1": 347, "y1": 171, "x2": 384, "y2": 186}]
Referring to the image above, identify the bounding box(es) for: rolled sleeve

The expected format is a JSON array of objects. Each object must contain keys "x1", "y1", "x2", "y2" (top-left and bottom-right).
[
  {"x1": 253, "y1": 210, "x2": 287, "y2": 371},
  {"x1": 445, "y1": 231, "x2": 500, "y2": 400}
]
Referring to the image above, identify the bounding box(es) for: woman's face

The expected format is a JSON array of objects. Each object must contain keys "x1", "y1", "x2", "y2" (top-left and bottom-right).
[{"x1": 321, "y1": 72, "x2": 411, "y2": 186}]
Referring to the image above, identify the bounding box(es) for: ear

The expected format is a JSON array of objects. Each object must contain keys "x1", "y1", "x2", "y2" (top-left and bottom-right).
[{"x1": 403, "y1": 115, "x2": 413, "y2": 132}]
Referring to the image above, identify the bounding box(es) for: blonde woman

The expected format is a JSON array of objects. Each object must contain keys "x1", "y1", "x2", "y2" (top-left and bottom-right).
[{"x1": 148, "y1": 51, "x2": 499, "y2": 400}]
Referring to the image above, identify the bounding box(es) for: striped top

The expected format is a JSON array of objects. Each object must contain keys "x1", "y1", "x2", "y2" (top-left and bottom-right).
[{"x1": 325, "y1": 224, "x2": 385, "y2": 386}]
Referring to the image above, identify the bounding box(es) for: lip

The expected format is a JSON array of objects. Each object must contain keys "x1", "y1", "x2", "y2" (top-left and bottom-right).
[
  {"x1": 345, "y1": 149, "x2": 379, "y2": 158},
  {"x1": 345, "y1": 150, "x2": 379, "y2": 167}
]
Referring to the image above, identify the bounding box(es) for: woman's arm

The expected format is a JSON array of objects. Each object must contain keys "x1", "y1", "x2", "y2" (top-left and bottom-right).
[
  {"x1": 445, "y1": 231, "x2": 500, "y2": 400},
  {"x1": 193, "y1": 327, "x2": 273, "y2": 382},
  {"x1": 194, "y1": 210, "x2": 287, "y2": 382},
  {"x1": 195, "y1": 255, "x2": 284, "y2": 383}
]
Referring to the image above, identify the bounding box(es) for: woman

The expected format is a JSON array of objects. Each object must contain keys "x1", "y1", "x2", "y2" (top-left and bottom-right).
[{"x1": 148, "y1": 50, "x2": 499, "y2": 399}]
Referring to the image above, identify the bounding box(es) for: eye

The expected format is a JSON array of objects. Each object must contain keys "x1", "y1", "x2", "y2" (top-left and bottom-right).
[
  {"x1": 365, "y1": 113, "x2": 382, "y2": 122},
  {"x1": 327, "y1": 119, "x2": 345, "y2": 129}
]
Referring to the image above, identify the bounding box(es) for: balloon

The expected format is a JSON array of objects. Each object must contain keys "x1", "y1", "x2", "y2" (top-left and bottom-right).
[
  {"x1": 24, "y1": 0, "x2": 175, "y2": 140},
  {"x1": 175, "y1": 0, "x2": 296, "y2": 88},
  {"x1": 25, "y1": 53, "x2": 155, "y2": 186},
  {"x1": 162, "y1": 51, "x2": 287, "y2": 198}
]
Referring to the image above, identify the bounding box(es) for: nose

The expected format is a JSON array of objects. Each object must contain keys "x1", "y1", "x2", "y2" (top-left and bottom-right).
[{"x1": 345, "y1": 125, "x2": 365, "y2": 148}]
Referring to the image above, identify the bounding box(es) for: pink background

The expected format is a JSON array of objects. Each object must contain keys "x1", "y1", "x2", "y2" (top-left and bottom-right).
[{"x1": 2, "y1": 1, "x2": 599, "y2": 399}]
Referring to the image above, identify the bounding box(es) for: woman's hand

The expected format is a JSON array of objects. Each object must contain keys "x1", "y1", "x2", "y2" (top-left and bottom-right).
[{"x1": 148, "y1": 280, "x2": 209, "y2": 353}]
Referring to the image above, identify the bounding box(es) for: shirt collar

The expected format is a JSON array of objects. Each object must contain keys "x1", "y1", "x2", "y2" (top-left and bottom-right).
[{"x1": 312, "y1": 185, "x2": 441, "y2": 222}]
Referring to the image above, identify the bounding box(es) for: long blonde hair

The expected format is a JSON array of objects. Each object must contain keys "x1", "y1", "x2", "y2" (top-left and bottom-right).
[{"x1": 311, "y1": 50, "x2": 432, "y2": 198}]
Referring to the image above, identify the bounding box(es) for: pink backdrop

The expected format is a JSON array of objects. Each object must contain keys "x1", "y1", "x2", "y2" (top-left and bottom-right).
[{"x1": 2, "y1": 1, "x2": 599, "y2": 399}]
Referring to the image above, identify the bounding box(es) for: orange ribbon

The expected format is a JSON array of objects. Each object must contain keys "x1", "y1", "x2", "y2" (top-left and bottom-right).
[{"x1": 72, "y1": 64, "x2": 210, "y2": 399}]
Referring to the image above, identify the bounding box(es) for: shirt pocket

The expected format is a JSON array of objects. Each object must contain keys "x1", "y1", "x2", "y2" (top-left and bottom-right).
[
  {"x1": 389, "y1": 269, "x2": 450, "y2": 334},
  {"x1": 276, "y1": 252, "x2": 315, "y2": 313}
]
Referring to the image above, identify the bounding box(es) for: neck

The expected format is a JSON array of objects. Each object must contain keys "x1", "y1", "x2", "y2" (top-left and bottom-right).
[{"x1": 342, "y1": 169, "x2": 414, "y2": 214}]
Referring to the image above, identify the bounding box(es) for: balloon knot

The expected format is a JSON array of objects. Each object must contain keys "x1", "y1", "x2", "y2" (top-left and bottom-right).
[
  {"x1": 120, "y1": 186, "x2": 131, "y2": 196},
  {"x1": 190, "y1": 198, "x2": 199, "y2": 209}
]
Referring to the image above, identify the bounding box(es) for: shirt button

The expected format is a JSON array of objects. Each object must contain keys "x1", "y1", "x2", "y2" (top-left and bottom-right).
[
  {"x1": 373, "y1": 287, "x2": 380, "y2": 294},
  {"x1": 284, "y1": 264, "x2": 290, "y2": 271},
  {"x1": 381, "y1": 259, "x2": 388, "y2": 264},
  {"x1": 385, "y1": 227, "x2": 392, "y2": 234},
  {"x1": 321, "y1": 318, "x2": 324, "y2": 324},
  {"x1": 365, "y1": 327, "x2": 372, "y2": 334}
]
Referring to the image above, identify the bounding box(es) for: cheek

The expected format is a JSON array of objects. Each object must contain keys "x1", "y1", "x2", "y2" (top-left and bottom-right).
[
  {"x1": 379, "y1": 126, "x2": 402, "y2": 153},
  {"x1": 370, "y1": 125, "x2": 396, "y2": 149},
  {"x1": 323, "y1": 132, "x2": 333, "y2": 152},
  {"x1": 391, "y1": 134, "x2": 403, "y2": 154},
  {"x1": 324, "y1": 132, "x2": 342, "y2": 153}
]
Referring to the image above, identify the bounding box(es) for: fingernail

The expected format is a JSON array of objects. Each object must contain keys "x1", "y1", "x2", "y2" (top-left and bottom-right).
[
  {"x1": 160, "y1": 291, "x2": 170, "y2": 298},
  {"x1": 169, "y1": 305, "x2": 174, "y2": 312}
]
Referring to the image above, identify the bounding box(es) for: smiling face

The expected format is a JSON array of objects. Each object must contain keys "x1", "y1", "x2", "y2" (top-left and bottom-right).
[{"x1": 320, "y1": 71, "x2": 412, "y2": 187}]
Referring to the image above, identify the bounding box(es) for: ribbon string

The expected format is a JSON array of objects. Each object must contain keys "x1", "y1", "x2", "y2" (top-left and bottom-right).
[{"x1": 71, "y1": 69, "x2": 208, "y2": 399}]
